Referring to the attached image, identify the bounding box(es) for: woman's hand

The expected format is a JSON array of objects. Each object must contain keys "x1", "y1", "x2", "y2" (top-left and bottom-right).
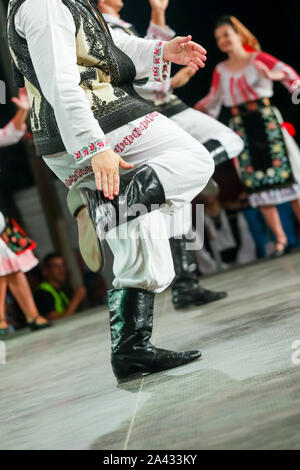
[
  {"x1": 194, "y1": 102, "x2": 208, "y2": 113},
  {"x1": 11, "y1": 87, "x2": 30, "y2": 111},
  {"x1": 91, "y1": 149, "x2": 134, "y2": 200},
  {"x1": 149, "y1": 0, "x2": 169, "y2": 11},
  {"x1": 171, "y1": 66, "x2": 196, "y2": 90},
  {"x1": 254, "y1": 60, "x2": 285, "y2": 81},
  {"x1": 164, "y1": 35, "x2": 207, "y2": 71}
]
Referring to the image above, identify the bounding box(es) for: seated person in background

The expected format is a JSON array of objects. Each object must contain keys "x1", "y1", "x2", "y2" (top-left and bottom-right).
[{"x1": 34, "y1": 253, "x2": 86, "y2": 321}]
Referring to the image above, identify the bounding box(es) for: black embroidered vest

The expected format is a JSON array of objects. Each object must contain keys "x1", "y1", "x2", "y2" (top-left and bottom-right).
[
  {"x1": 7, "y1": 0, "x2": 157, "y2": 156},
  {"x1": 108, "y1": 20, "x2": 188, "y2": 118}
]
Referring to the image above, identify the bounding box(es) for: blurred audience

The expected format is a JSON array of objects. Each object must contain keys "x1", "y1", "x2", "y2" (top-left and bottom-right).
[{"x1": 34, "y1": 253, "x2": 87, "y2": 321}]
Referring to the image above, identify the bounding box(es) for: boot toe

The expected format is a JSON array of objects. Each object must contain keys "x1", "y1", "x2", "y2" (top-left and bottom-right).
[
  {"x1": 182, "y1": 350, "x2": 202, "y2": 363},
  {"x1": 194, "y1": 289, "x2": 227, "y2": 305}
]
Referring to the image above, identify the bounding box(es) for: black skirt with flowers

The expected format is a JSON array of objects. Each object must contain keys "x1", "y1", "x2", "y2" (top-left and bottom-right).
[{"x1": 230, "y1": 98, "x2": 295, "y2": 195}]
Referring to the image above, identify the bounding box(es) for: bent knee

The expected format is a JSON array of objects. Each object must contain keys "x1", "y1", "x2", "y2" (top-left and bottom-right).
[
  {"x1": 233, "y1": 134, "x2": 244, "y2": 156},
  {"x1": 221, "y1": 132, "x2": 244, "y2": 159},
  {"x1": 202, "y1": 147, "x2": 215, "y2": 177}
]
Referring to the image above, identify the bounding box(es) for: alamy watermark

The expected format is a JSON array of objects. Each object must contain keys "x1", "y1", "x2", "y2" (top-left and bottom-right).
[
  {"x1": 0, "y1": 340, "x2": 6, "y2": 365},
  {"x1": 0, "y1": 80, "x2": 6, "y2": 104},
  {"x1": 95, "y1": 202, "x2": 205, "y2": 251}
]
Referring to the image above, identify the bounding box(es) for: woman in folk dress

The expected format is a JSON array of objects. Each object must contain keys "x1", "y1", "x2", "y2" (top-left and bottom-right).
[
  {"x1": 0, "y1": 88, "x2": 51, "y2": 335},
  {"x1": 195, "y1": 16, "x2": 300, "y2": 257}
]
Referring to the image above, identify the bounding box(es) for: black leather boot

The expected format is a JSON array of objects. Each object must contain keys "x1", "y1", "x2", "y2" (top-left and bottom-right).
[
  {"x1": 170, "y1": 236, "x2": 227, "y2": 309},
  {"x1": 85, "y1": 164, "x2": 165, "y2": 237},
  {"x1": 68, "y1": 165, "x2": 165, "y2": 272},
  {"x1": 203, "y1": 139, "x2": 229, "y2": 166},
  {"x1": 109, "y1": 288, "x2": 202, "y2": 383}
]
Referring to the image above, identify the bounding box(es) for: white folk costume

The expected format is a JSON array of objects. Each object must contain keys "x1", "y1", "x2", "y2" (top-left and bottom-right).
[
  {"x1": 196, "y1": 51, "x2": 300, "y2": 208},
  {"x1": 7, "y1": 0, "x2": 212, "y2": 381},
  {"x1": 104, "y1": 13, "x2": 240, "y2": 308}
]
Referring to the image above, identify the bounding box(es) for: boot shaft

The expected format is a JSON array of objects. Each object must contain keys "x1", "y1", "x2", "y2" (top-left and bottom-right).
[
  {"x1": 108, "y1": 288, "x2": 154, "y2": 354},
  {"x1": 170, "y1": 236, "x2": 198, "y2": 282},
  {"x1": 85, "y1": 165, "x2": 166, "y2": 233}
]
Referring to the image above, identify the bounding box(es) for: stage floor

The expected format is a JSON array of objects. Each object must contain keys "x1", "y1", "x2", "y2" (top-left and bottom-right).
[{"x1": 1, "y1": 254, "x2": 300, "y2": 450}]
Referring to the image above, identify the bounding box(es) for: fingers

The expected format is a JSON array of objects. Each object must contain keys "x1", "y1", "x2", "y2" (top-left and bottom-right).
[
  {"x1": 113, "y1": 171, "x2": 120, "y2": 197},
  {"x1": 107, "y1": 170, "x2": 114, "y2": 200},
  {"x1": 190, "y1": 42, "x2": 207, "y2": 56},
  {"x1": 11, "y1": 97, "x2": 22, "y2": 106},
  {"x1": 94, "y1": 170, "x2": 118, "y2": 199},
  {"x1": 186, "y1": 48, "x2": 207, "y2": 69},
  {"x1": 92, "y1": 152, "x2": 134, "y2": 200},
  {"x1": 101, "y1": 172, "x2": 109, "y2": 198},
  {"x1": 119, "y1": 157, "x2": 134, "y2": 170},
  {"x1": 191, "y1": 48, "x2": 207, "y2": 62},
  {"x1": 95, "y1": 171, "x2": 102, "y2": 192},
  {"x1": 188, "y1": 62, "x2": 199, "y2": 72},
  {"x1": 178, "y1": 38, "x2": 207, "y2": 57},
  {"x1": 177, "y1": 35, "x2": 192, "y2": 46}
]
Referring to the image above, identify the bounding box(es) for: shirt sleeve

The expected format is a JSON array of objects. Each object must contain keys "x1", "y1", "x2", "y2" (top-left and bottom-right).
[
  {"x1": 194, "y1": 66, "x2": 223, "y2": 119},
  {"x1": 110, "y1": 26, "x2": 171, "y2": 83},
  {"x1": 15, "y1": 0, "x2": 110, "y2": 164},
  {"x1": 145, "y1": 21, "x2": 176, "y2": 41},
  {"x1": 135, "y1": 79, "x2": 171, "y2": 105},
  {"x1": 255, "y1": 52, "x2": 300, "y2": 94},
  {"x1": 0, "y1": 120, "x2": 26, "y2": 148}
]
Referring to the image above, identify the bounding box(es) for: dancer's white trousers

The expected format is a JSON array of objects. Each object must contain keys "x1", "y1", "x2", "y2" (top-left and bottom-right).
[
  {"x1": 44, "y1": 113, "x2": 214, "y2": 293},
  {"x1": 105, "y1": 113, "x2": 215, "y2": 293}
]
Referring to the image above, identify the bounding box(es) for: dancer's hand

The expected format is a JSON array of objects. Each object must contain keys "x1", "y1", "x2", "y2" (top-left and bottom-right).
[
  {"x1": 171, "y1": 66, "x2": 196, "y2": 89},
  {"x1": 254, "y1": 60, "x2": 285, "y2": 81},
  {"x1": 11, "y1": 87, "x2": 30, "y2": 111},
  {"x1": 194, "y1": 102, "x2": 208, "y2": 113},
  {"x1": 149, "y1": 0, "x2": 169, "y2": 11},
  {"x1": 164, "y1": 36, "x2": 207, "y2": 71},
  {"x1": 91, "y1": 149, "x2": 134, "y2": 200}
]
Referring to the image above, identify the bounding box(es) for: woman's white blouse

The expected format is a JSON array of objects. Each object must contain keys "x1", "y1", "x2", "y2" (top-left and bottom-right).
[{"x1": 196, "y1": 52, "x2": 300, "y2": 118}]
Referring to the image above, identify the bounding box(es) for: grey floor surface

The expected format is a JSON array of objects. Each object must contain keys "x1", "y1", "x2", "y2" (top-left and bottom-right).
[{"x1": 1, "y1": 254, "x2": 300, "y2": 450}]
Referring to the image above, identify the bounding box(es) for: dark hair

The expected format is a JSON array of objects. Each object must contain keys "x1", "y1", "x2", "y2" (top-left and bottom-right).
[
  {"x1": 42, "y1": 253, "x2": 63, "y2": 269},
  {"x1": 214, "y1": 16, "x2": 237, "y2": 32}
]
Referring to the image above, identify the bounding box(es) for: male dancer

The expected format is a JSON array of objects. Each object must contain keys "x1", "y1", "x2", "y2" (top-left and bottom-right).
[
  {"x1": 69, "y1": 0, "x2": 244, "y2": 309},
  {"x1": 8, "y1": 0, "x2": 213, "y2": 382}
]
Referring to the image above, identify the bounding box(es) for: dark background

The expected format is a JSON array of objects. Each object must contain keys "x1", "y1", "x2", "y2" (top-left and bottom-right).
[{"x1": 0, "y1": 0, "x2": 300, "y2": 201}]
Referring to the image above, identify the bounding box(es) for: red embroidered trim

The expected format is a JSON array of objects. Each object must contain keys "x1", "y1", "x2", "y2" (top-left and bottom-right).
[
  {"x1": 114, "y1": 112, "x2": 160, "y2": 154},
  {"x1": 153, "y1": 41, "x2": 169, "y2": 82},
  {"x1": 65, "y1": 166, "x2": 93, "y2": 188},
  {"x1": 65, "y1": 112, "x2": 160, "y2": 187},
  {"x1": 73, "y1": 137, "x2": 110, "y2": 163}
]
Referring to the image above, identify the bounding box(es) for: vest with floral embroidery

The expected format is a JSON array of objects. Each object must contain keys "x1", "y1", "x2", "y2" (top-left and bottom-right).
[{"x1": 7, "y1": 0, "x2": 157, "y2": 156}]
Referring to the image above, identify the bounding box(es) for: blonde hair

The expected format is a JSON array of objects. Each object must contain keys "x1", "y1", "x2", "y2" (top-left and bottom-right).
[{"x1": 230, "y1": 16, "x2": 261, "y2": 51}]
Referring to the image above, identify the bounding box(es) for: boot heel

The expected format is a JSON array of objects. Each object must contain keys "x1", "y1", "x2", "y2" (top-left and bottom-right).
[
  {"x1": 112, "y1": 354, "x2": 148, "y2": 382},
  {"x1": 109, "y1": 288, "x2": 202, "y2": 383}
]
